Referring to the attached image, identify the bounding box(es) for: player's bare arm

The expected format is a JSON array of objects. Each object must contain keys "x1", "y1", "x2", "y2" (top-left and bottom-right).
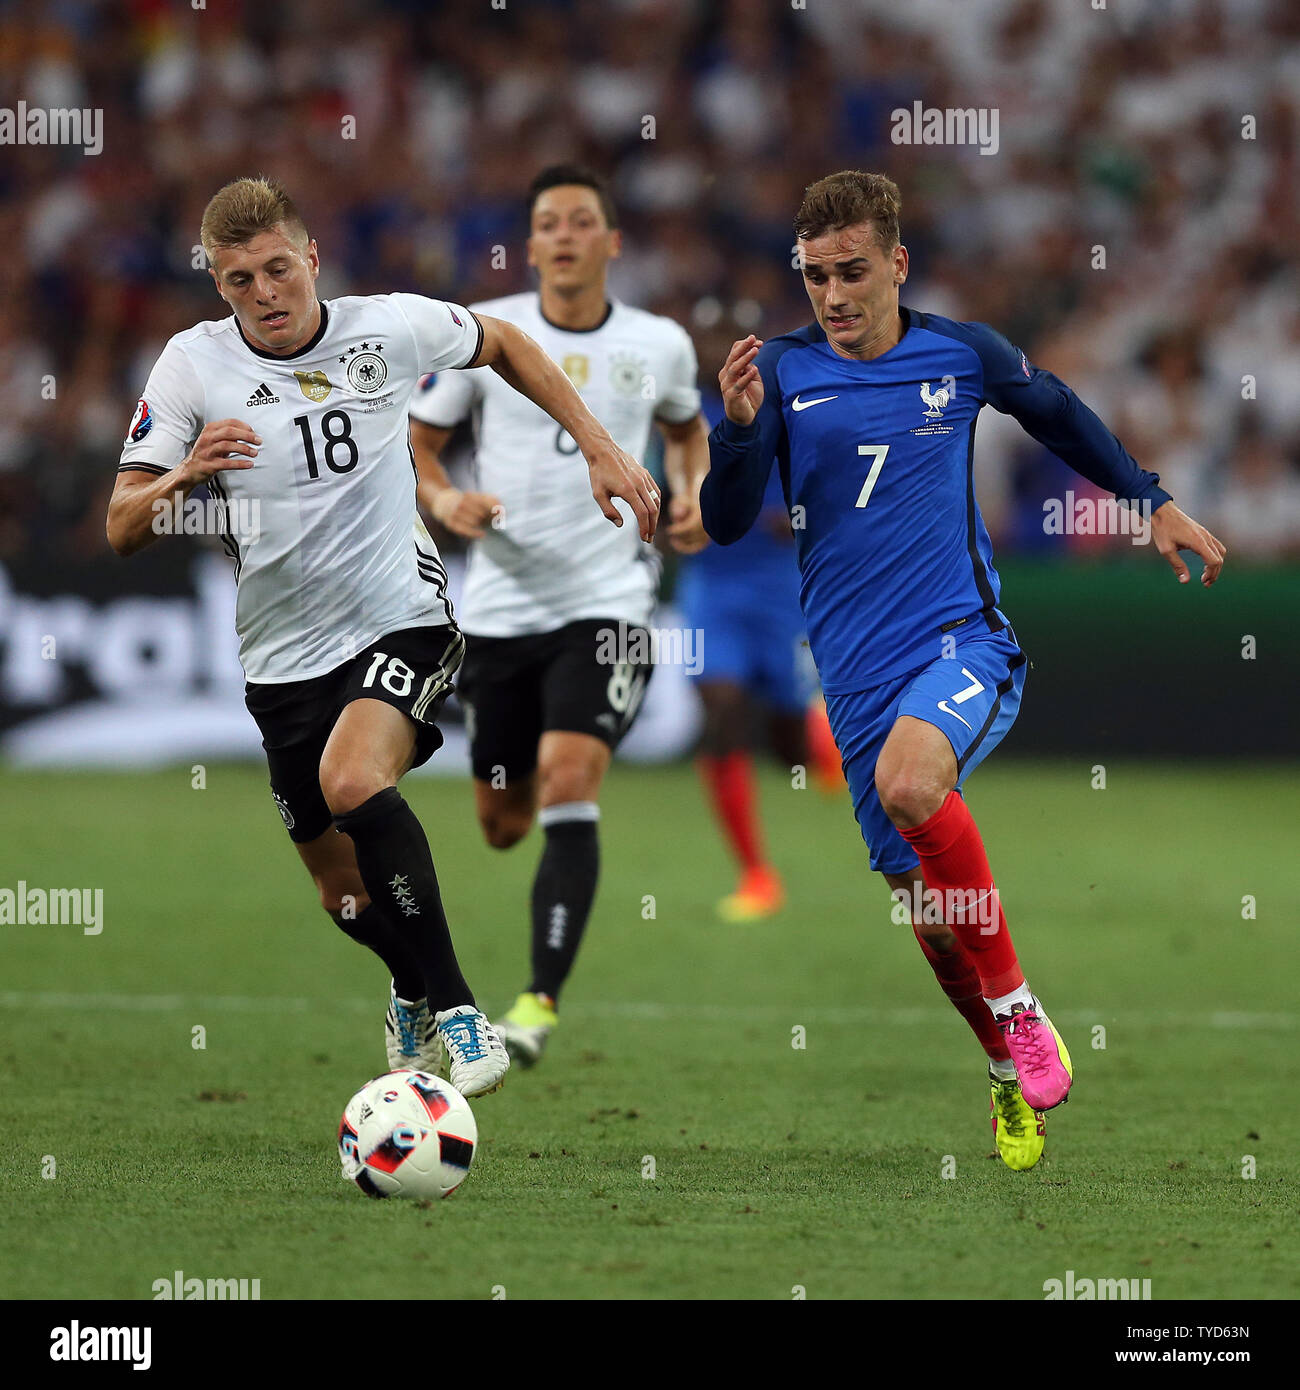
[
  {"x1": 1150, "y1": 500, "x2": 1227, "y2": 587},
  {"x1": 409, "y1": 419, "x2": 502, "y2": 541},
  {"x1": 469, "y1": 314, "x2": 661, "y2": 541},
  {"x1": 660, "y1": 413, "x2": 711, "y2": 555},
  {"x1": 106, "y1": 419, "x2": 259, "y2": 557},
  {"x1": 719, "y1": 335, "x2": 765, "y2": 426}
]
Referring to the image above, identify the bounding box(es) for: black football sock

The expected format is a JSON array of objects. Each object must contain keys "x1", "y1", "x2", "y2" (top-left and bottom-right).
[
  {"x1": 328, "y1": 903, "x2": 425, "y2": 1004},
  {"x1": 528, "y1": 802, "x2": 600, "y2": 1003},
  {"x1": 333, "y1": 787, "x2": 474, "y2": 1014}
]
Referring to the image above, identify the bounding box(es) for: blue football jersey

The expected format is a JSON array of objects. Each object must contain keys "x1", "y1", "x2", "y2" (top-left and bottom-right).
[
  {"x1": 685, "y1": 388, "x2": 801, "y2": 601},
  {"x1": 701, "y1": 307, "x2": 1171, "y2": 693}
]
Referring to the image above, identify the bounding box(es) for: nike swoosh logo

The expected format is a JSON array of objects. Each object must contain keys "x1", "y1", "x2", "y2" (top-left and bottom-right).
[
  {"x1": 791, "y1": 394, "x2": 838, "y2": 412},
  {"x1": 938, "y1": 700, "x2": 973, "y2": 730}
]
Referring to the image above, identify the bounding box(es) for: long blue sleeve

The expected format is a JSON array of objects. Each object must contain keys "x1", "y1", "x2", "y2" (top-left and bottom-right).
[
  {"x1": 701, "y1": 340, "x2": 790, "y2": 545},
  {"x1": 936, "y1": 318, "x2": 1172, "y2": 509}
]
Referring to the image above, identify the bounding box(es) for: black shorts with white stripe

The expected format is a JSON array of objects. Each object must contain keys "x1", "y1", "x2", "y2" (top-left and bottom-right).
[{"x1": 244, "y1": 623, "x2": 464, "y2": 843}]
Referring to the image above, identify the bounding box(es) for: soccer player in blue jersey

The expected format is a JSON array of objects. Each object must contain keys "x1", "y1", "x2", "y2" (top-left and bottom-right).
[
  {"x1": 680, "y1": 454, "x2": 809, "y2": 920},
  {"x1": 680, "y1": 394, "x2": 844, "y2": 921},
  {"x1": 701, "y1": 171, "x2": 1226, "y2": 1171}
]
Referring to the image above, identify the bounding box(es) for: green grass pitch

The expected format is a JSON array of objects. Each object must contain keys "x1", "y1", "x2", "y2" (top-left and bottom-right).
[{"x1": 1, "y1": 760, "x2": 1295, "y2": 1300}]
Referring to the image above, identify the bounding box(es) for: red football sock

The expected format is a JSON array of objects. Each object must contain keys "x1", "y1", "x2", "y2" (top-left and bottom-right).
[
  {"x1": 697, "y1": 752, "x2": 764, "y2": 873},
  {"x1": 806, "y1": 698, "x2": 845, "y2": 789},
  {"x1": 898, "y1": 791, "x2": 1025, "y2": 1000},
  {"x1": 911, "y1": 925, "x2": 1011, "y2": 1062}
]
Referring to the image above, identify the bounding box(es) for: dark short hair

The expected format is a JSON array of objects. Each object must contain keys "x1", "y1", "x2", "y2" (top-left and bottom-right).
[
  {"x1": 527, "y1": 164, "x2": 618, "y2": 230},
  {"x1": 794, "y1": 170, "x2": 901, "y2": 248}
]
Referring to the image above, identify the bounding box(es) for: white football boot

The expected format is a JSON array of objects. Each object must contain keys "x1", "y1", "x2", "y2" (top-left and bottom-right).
[
  {"x1": 385, "y1": 986, "x2": 444, "y2": 1076},
  {"x1": 434, "y1": 1004, "x2": 510, "y2": 1097}
]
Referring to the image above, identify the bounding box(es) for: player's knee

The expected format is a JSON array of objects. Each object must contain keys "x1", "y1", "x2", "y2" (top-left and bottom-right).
[
  {"x1": 877, "y1": 769, "x2": 947, "y2": 829},
  {"x1": 479, "y1": 808, "x2": 531, "y2": 850},
  {"x1": 699, "y1": 692, "x2": 747, "y2": 755},
  {"x1": 700, "y1": 719, "x2": 743, "y2": 757},
  {"x1": 319, "y1": 762, "x2": 387, "y2": 818},
  {"x1": 769, "y1": 712, "x2": 808, "y2": 769},
  {"x1": 538, "y1": 762, "x2": 602, "y2": 810}
]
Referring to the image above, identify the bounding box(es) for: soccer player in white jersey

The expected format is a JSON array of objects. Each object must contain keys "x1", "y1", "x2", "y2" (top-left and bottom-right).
[
  {"x1": 105, "y1": 177, "x2": 661, "y2": 1099},
  {"x1": 409, "y1": 165, "x2": 710, "y2": 1067}
]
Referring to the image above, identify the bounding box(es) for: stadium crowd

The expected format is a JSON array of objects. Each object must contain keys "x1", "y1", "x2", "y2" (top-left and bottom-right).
[{"x1": 2, "y1": 0, "x2": 1298, "y2": 565}]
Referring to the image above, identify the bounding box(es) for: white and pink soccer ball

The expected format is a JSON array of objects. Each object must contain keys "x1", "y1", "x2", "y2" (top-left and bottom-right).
[{"x1": 338, "y1": 1070, "x2": 477, "y2": 1200}]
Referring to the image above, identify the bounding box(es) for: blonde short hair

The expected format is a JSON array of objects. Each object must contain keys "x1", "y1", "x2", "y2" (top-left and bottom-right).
[{"x1": 200, "y1": 176, "x2": 309, "y2": 259}]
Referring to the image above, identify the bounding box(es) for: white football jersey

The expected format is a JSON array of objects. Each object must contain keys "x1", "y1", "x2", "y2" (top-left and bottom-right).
[
  {"x1": 118, "y1": 294, "x2": 482, "y2": 682},
  {"x1": 408, "y1": 293, "x2": 701, "y2": 637}
]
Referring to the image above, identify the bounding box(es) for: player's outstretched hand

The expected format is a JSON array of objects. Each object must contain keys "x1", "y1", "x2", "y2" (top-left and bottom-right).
[
  {"x1": 667, "y1": 494, "x2": 709, "y2": 554},
  {"x1": 719, "y1": 335, "x2": 765, "y2": 426},
  {"x1": 585, "y1": 439, "x2": 661, "y2": 541},
  {"x1": 177, "y1": 419, "x2": 260, "y2": 486},
  {"x1": 425, "y1": 485, "x2": 502, "y2": 540},
  {"x1": 1150, "y1": 501, "x2": 1227, "y2": 586}
]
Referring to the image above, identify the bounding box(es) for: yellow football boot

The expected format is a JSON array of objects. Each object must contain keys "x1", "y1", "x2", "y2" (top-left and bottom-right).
[
  {"x1": 494, "y1": 991, "x2": 557, "y2": 1068},
  {"x1": 717, "y1": 866, "x2": 785, "y2": 922},
  {"x1": 989, "y1": 1069, "x2": 1047, "y2": 1171}
]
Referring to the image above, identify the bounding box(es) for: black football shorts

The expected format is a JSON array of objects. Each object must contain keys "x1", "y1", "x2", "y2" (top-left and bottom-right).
[
  {"x1": 455, "y1": 618, "x2": 652, "y2": 783},
  {"x1": 244, "y1": 623, "x2": 465, "y2": 843}
]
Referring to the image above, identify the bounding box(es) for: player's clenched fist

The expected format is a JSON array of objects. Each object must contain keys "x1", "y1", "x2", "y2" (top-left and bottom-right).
[
  {"x1": 720, "y1": 335, "x2": 765, "y2": 426},
  {"x1": 424, "y1": 484, "x2": 503, "y2": 540},
  {"x1": 667, "y1": 494, "x2": 709, "y2": 555},
  {"x1": 178, "y1": 419, "x2": 260, "y2": 486}
]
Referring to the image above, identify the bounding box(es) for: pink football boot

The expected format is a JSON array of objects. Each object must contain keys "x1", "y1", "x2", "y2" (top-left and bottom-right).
[{"x1": 995, "y1": 998, "x2": 1073, "y2": 1111}]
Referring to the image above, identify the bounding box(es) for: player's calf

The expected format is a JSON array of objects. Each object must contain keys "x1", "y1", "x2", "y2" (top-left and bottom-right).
[
  {"x1": 477, "y1": 804, "x2": 534, "y2": 850},
  {"x1": 299, "y1": 830, "x2": 424, "y2": 1002},
  {"x1": 473, "y1": 776, "x2": 536, "y2": 850}
]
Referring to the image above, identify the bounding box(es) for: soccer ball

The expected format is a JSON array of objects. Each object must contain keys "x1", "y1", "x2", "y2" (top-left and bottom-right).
[{"x1": 338, "y1": 1070, "x2": 477, "y2": 1200}]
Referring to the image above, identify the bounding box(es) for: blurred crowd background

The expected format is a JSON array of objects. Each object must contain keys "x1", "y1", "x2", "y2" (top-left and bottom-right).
[{"x1": 2, "y1": 0, "x2": 1299, "y2": 566}]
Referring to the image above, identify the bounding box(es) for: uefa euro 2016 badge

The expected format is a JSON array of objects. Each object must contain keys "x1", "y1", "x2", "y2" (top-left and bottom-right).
[
  {"x1": 342, "y1": 342, "x2": 388, "y2": 394},
  {"x1": 126, "y1": 398, "x2": 153, "y2": 443}
]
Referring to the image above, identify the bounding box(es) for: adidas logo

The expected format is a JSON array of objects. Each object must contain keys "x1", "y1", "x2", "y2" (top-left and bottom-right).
[{"x1": 245, "y1": 383, "x2": 280, "y2": 407}]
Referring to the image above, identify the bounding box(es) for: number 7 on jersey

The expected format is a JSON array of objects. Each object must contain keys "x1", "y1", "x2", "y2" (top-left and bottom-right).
[{"x1": 855, "y1": 444, "x2": 889, "y2": 510}]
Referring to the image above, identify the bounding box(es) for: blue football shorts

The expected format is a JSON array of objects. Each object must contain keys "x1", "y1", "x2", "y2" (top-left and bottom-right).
[
  {"x1": 824, "y1": 625, "x2": 1028, "y2": 875},
  {"x1": 679, "y1": 570, "x2": 814, "y2": 716}
]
